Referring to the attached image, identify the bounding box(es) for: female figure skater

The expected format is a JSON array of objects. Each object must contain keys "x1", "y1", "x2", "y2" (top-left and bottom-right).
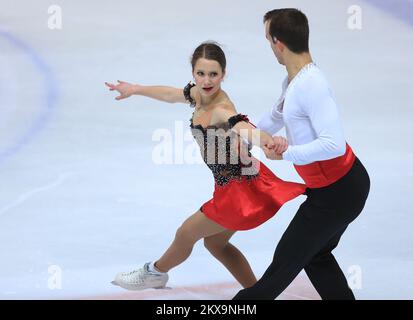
[{"x1": 105, "y1": 42, "x2": 306, "y2": 291}]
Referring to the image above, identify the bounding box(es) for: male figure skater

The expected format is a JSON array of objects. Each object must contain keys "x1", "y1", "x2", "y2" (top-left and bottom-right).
[{"x1": 234, "y1": 8, "x2": 370, "y2": 300}]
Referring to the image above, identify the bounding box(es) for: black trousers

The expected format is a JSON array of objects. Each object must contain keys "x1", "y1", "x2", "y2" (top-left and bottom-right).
[{"x1": 233, "y1": 157, "x2": 370, "y2": 300}]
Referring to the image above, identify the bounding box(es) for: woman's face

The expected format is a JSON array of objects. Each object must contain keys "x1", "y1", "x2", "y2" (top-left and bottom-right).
[{"x1": 192, "y1": 58, "x2": 225, "y2": 97}]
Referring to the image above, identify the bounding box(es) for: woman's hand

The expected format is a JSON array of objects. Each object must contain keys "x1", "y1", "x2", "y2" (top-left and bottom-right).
[
  {"x1": 263, "y1": 146, "x2": 283, "y2": 160},
  {"x1": 105, "y1": 80, "x2": 138, "y2": 100},
  {"x1": 262, "y1": 136, "x2": 287, "y2": 160}
]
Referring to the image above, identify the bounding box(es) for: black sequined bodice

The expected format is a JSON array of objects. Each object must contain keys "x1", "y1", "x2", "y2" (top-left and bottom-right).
[{"x1": 190, "y1": 114, "x2": 258, "y2": 186}]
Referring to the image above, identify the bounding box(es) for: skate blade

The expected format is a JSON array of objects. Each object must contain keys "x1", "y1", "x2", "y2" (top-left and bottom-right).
[{"x1": 111, "y1": 280, "x2": 171, "y2": 291}]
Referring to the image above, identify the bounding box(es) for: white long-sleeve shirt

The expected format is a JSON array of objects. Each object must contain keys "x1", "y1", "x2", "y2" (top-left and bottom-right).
[{"x1": 257, "y1": 63, "x2": 346, "y2": 165}]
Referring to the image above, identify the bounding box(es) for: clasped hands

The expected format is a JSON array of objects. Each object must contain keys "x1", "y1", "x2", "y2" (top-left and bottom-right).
[{"x1": 262, "y1": 136, "x2": 288, "y2": 160}]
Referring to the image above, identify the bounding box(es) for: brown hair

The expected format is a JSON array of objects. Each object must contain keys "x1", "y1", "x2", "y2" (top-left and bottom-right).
[
  {"x1": 191, "y1": 41, "x2": 226, "y2": 72},
  {"x1": 264, "y1": 8, "x2": 309, "y2": 54}
]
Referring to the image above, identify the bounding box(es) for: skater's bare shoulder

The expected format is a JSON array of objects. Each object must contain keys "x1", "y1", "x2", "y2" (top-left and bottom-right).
[{"x1": 210, "y1": 97, "x2": 238, "y2": 126}]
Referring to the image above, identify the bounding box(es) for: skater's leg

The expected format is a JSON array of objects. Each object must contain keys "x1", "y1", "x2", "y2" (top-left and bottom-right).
[
  {"x1": 233, "y1": 158, "x2": 370, "y2": 300},
  {"x1": 233, "y1": 201, "x2": 333, "y2": 300},
  {"x1": 204, "y1": 230, "x2": 257, "y2": 288},
  {"x1": 304, "y1": 227, "x2": 355, "y2": 300},
  {"x1": 154, "y1": 210, "x2": 227, "y2": 272}
]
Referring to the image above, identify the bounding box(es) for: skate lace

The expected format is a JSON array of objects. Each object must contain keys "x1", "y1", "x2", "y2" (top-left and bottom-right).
[{"x1": 123, "y1": 268, "x2": 145, "y2": 284}]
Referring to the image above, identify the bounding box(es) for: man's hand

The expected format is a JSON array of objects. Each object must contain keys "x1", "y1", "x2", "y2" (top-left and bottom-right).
[{"x1": 272, "y1": 136, "x2": 288, "y2": 154}]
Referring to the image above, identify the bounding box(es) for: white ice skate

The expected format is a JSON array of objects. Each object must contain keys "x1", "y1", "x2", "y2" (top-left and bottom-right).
[{"x1": 112, "y1": 262, "x2": 168, "y2": 291}]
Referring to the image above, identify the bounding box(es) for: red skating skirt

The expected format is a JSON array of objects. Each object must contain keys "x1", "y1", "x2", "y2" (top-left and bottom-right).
[{"x1": 201, "y1": 159, "x2": 307, "y2": 231}]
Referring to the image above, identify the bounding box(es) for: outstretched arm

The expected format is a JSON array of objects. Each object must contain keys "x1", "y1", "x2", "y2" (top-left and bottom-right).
[{"x1": 105, "y1": 80, "x2": 198, "y2": 104}]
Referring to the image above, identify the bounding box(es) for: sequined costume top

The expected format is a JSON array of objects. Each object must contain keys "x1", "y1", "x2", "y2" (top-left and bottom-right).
[{"x1": 190, "y1": 113, "x2": 258, "y2": 186}]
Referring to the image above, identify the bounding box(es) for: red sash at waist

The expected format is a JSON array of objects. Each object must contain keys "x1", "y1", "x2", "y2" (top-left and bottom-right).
[{"x1": 293, "y1": 143, "x2": 356, "y2": 189}]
